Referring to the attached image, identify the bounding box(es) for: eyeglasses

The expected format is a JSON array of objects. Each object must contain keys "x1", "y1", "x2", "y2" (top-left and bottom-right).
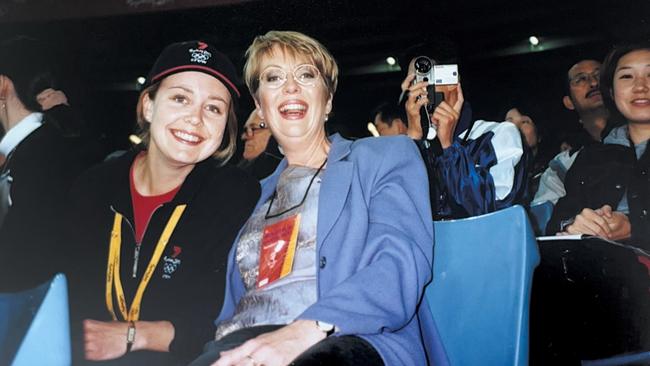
[
  {"x1": 259, "y1": 64, "x2": 321, "y2": 89},
  {"x1": 243, "y1": 122, "x2": 267, "y2": 136},
  {"x1": 569, "y1": 70, "x2": 600, "y2": 87}
]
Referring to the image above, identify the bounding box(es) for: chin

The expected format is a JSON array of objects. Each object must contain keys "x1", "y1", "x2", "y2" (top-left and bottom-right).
[{"x1": 170, "y1": 150, "x2": 211, "y2": 165}]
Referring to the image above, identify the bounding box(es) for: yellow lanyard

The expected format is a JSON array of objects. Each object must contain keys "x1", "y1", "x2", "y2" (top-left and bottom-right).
[{"x1": 105, "y1": 204, "x2": 186, "y2": 322}]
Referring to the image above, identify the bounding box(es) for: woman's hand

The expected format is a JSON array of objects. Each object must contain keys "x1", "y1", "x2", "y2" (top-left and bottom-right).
[
  {"x1": 400, "y1": 73, "x2": 415, "y2": 94},
  {"x1": 431, "y1": 83, "x2": 464, "y2": 149},
  {"x1": 83, "y1": 319, "x2": 175, "y2": 361},
  {"x1": 83, "y1": 320, "x2": 129, "y2": 361},
  {"x1": 36, "y1": 88, "x2": 69, "y2": 111},
  {"x1": 213, "y1": 320, "x2": 326, "y2": 366},
  {"x1": 562, "y1": 205, "x2": 614, "y2": 238},
  {"x1": 598, "y1": 205, "x2": 632, "y2": 241},
  {"x1": 404, "y1": 77, "x2": 429, "y2": 140}
]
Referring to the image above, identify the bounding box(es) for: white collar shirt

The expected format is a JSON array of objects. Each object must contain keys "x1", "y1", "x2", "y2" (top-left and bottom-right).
[{"x1": 0, "y1": 112, "x2": 44, "y2": 156}]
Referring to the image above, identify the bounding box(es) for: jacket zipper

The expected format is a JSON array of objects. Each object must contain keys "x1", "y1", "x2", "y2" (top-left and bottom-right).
[{"x1": 110, "y1": 204, "x2": 164, "y2": 278}]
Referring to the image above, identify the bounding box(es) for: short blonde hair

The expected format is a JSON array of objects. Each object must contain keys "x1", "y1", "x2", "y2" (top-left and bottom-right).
[
  {"x1": 135, "y1": 81, "x2": 238, "y2": 166},
  {"x1": 243, "y1": 31, "x2": 339, "y2": 98}
]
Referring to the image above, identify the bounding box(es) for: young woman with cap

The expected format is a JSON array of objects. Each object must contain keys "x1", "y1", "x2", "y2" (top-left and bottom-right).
[{"x1": 63, "y1": 40, "x2": 260, "y2": 365}]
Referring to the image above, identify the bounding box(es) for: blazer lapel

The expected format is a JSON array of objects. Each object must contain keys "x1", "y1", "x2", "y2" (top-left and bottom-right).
[{"x1": 317, "y1": 135, "x2": 353, "y2": 248}]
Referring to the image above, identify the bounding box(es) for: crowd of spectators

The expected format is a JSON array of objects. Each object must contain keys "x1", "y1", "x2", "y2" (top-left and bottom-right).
[{"x1": 0, "y1": 30, "x2": 648, "y2": 366}]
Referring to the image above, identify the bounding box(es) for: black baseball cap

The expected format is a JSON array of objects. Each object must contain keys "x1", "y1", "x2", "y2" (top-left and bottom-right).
[{"x1": 145, "y1": 40, "x2": 241, "y2": 99}]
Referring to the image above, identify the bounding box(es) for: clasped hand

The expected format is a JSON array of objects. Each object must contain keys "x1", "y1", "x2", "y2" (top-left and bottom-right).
[{"x1": 559, "y1": 204, "x2": 632, "y2": 241}]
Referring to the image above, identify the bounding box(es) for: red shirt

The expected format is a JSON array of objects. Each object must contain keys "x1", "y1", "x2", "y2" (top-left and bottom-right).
[{"x1": 129, "y1": 154, "x2": 181, "y2": 243}]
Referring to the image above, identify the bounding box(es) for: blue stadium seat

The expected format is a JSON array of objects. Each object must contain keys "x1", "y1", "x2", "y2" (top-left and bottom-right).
[
  {"x1": 528, "y1": 200, "x2": 554, "y2": 236},
  {"x1": 425, "y1": 205, "x2": 540, "y2": 366},
  {"x1": 0, "y1": 273, "x2": 70, "y2": 366},
  {"x1": 582, "y1": 351, "x2": 650, "y2": 366}
]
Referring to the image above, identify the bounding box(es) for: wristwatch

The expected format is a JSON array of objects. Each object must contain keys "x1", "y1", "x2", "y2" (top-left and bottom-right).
[
  {"x1": 560, "y1": 216, "x2": 576, "y2": 231},
  {"x1": 126, "y1": 321, "x2": 136, "y2": 352},
  {"x1": 316, "y1": 320, "x2": 335, "y2": 337}
]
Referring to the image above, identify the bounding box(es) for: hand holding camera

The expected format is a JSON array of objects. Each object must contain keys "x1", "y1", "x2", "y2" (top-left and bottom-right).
[
  {"x1": 402, "y1": 56, "x2": 462, "y2": 146},
  {"x1": 404, "y1": 77, "x2": 430, "y2": 140},
  {"x1": 432, "y1": 83, "x2": 464, "y2": 149}
]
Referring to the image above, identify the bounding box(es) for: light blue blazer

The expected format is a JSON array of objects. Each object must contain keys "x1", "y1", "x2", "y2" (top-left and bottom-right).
[{"x1": 216, "y1": 134, "x2": 448, "y2": 365}]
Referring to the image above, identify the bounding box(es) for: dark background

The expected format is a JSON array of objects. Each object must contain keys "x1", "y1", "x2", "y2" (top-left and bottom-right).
[{"x1": 1, "y1": 0, "x2": 649, "y2": 161}]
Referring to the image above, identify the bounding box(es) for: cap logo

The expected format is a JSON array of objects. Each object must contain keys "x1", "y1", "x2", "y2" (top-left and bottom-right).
[{"x1": 189, "y1": 47, "x2": 212, "y2": 65}]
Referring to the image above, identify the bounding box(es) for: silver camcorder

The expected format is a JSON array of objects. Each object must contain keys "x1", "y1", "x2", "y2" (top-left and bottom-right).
[
  {"x1": 412, "y1": 56, "x2": 459, "y2": 139},
  {"x1": 413, "y1": 56, "x2": 458, "y2": 85}
]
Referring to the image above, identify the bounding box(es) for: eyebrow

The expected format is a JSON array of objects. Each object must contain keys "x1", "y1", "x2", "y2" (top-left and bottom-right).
[
  {"x1": 168, "y1": 85, "x2": 194, "y2": 93},
  {"x1": 261, "y1": 62, "x2": 312, "y2": 70},
  {"x1": 168, "y1": 85, "x2": 228, "y2": 103},
  {"x1": 615, "y1": 64, "x2": 650, "y2": 72},
  {"x1": 207, "y1": 95, "x2": 228, "y2": 104}
]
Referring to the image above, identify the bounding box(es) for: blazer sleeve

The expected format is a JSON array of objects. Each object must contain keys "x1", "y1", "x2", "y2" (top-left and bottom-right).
[{"x1": 298, "y1": 137, "x2": 434, "y2": 334}]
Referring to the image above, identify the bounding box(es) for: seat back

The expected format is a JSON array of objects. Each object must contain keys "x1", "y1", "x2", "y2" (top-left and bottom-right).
[
  {"x1": 528, "y1": 200, "x2": 554, "y2": 236},
  {"x1": 0, "y1": 274, "x2": 70, "y2": 366},
  {"x1": 425, "y1": 205, "x2": 540, "y2": 366}
]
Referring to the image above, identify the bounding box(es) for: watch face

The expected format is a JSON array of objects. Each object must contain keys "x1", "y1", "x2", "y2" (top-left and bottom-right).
[
  {"x1": 127, "y1": 324, "x2": 136, "y2": 342},
  {"x1": 317, "y1": 321, "x2": 334, "y2": 332}
]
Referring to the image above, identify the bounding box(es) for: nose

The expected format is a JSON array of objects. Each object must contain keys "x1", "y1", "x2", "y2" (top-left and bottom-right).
[
  {"x1": 633, "y1": 76, "x2": 649, "y2": 91},
  {"x1": 283, "y1": 73, "x2": 300, "y2": 94},
  {"x1": 589, "y1": 75, "x2": 599, "y2": 87},
  {"x1": 184, "y1": 105, "x2": 203, "y2": 126}
]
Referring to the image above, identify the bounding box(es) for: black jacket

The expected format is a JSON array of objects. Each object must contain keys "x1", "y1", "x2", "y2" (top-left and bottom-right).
[
  {"x1": 547, "y1": 137, "x2": 650, "y2": 250},
  {"x1": 0, "y1": 121, "x2": 86, "y2": 292},
  {"x1": 64, "y1": 149, "x2": 260, "y2": 365}
]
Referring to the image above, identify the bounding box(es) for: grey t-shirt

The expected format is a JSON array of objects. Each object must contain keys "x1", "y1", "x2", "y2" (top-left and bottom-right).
[{"x1": 214, "y1": 165, "x2": 323, "y2": 340}]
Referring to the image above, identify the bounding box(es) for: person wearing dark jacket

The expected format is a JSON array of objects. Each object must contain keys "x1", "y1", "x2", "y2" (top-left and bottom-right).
[
  {"x1": 401, "y1": 61, "x2": 529, "y2": 219},
  {"x1": 0, "y1": 37, "x2": 86, "y2": 292},
  {"x1": 63, "y1": 40, "x2": 260, "y2": 365},
  {"x1": 237, "y1": 108, "x2": 282, "y2": 180},
  {"x1": 532, "y1": 59, "x2": 611, "y2": 205},
  {"x1": 532, "y1": 43, "x2": 650, "y2": 365},
  {"x1": 547, "y1": 44, "x2": 650, "y2": 248}
]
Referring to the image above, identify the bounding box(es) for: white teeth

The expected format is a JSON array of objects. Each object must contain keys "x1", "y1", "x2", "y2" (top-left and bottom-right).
[
  {"x1": 173, "y1": 130, "x2": 200, "y2": 142},
  {"x1": 280, "y1": 103, "x2": 306, "y2": 112}
]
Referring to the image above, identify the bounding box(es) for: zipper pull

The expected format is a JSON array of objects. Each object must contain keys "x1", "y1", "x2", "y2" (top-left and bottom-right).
[{"x1": 132, "y1": 244, "x2": 141, "y2": 278}]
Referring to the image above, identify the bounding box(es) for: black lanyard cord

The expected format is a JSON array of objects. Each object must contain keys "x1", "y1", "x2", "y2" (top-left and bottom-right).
[{"x1": 265, "y1": 158, "x2": 327, "y2": 219}]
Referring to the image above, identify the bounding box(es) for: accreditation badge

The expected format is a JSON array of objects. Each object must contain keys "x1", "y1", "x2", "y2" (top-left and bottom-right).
[{"x1": 257, "y1": 214, "x2": 301, "y2": 288}]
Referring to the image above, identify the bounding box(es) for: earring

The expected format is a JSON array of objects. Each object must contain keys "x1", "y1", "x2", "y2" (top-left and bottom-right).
[
  {"x1": 324, "y1": 114, "x2": 329, "y2": 122},
  {"x1": 259, "y1": 120, "x2": 267, "y2": 129}
]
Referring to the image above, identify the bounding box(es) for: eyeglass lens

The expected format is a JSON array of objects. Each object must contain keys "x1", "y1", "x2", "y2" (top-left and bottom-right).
[
  {"x1": 571, "y1": 71, "x2": 600, "y2": 86},
  {"x1": 260, "y1": 64, "x2": 320, "y2": 89}
]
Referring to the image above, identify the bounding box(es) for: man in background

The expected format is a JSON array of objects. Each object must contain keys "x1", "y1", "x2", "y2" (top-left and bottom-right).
[{"x1": 533, "y1": 59, "x2": 610, "y2": 204}]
